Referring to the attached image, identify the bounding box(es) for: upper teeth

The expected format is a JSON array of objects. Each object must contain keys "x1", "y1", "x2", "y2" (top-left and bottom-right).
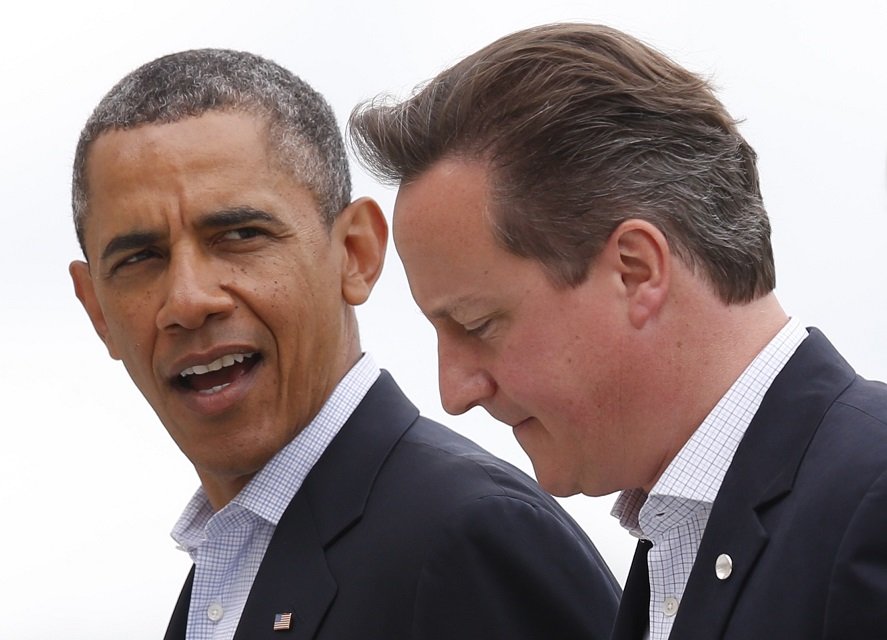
[{"x1": 180, "y1": 353, "x2": 253, "y2": 377}]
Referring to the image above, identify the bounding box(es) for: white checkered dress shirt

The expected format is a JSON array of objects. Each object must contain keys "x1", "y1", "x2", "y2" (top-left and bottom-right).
[
  {"x1": 170, "y1": 354, "x2": 380, "y2": 640},
  {"x1": 611, "y1": 318, "x2": 807, "y2": 640}
]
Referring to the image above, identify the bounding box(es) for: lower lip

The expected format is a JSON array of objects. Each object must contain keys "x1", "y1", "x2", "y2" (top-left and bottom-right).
[{"x1": 174, "y1": 359, "x2": 261, "y2": 416}]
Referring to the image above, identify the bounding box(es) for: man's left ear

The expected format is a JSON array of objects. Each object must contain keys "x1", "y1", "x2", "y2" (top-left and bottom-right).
[
  {"x1": 609, "y1": 219, "x2": 670, "y2": 329},
  {"x1": 333, "y1": 197, "x2": 388, "y2": 306}
]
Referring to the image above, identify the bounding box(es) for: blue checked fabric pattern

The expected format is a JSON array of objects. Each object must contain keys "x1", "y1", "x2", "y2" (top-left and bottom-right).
[
  {"x1": 170, "y1": 354, "x2": 380, "y2": 640},
  {"x1": 612, "y1": 318, "x2": 807, "y2": 640}
]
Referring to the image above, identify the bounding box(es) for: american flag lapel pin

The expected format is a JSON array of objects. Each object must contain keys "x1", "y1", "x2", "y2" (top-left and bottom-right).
[{"x1": 273, "y1": 612, "x2": 293, "y2": 631}]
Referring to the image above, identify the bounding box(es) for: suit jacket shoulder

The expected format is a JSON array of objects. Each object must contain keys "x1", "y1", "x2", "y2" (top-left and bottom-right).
[
  {"x1": 169, "y1": 371, "x2": 620, "y2": 640},
  {"x1": 672, "y1": 329, "x2": 887, "y2": 640}
]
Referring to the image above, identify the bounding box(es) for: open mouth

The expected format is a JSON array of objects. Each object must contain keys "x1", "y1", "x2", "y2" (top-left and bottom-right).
[{"x1": 173, "y1": 352, "x2": 260, "y2": 394}]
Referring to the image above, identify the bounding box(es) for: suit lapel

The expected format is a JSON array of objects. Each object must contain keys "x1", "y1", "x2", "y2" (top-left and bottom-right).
[
  {"x1": 233, "y1": 492, "x2": 336, "y2": 639},
  {"x1": 163, "y1": 566, "x2": 194, "y2": 640},
  {"x1": 670, "y1": 329, "x2": 855, "y2": 638},
  {"x1": 230, "y1": 371, "x2": 419, "y2": 639}
]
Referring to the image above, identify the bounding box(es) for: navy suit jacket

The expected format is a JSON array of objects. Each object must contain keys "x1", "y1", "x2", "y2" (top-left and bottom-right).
[
  {"x1": 165, "y1": 371, "x2": 620, "y2": 639},
  {"x1": 612, "y1": 329, "x2": 887, "y2": 639}
]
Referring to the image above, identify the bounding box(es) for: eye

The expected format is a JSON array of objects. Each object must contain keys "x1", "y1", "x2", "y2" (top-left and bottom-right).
[
  {"x1": 464, "y1": 317, "x2": 494, "y2": 338},
  {"x1": 114, "y1": 249, "x2": 159, "y2": 271},
  {"x1": 219, "y1": 227, "x2": 266, "y2": 241}
]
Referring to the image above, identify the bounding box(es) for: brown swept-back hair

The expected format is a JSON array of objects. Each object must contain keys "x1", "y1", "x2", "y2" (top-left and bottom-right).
[{"x1": 349, "y1": 23, "x2": 774, "y2": 303}]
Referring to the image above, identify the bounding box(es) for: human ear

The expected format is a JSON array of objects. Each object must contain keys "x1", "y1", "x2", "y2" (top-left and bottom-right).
[
  {"x1": 609, "y1": 219, "x2": 670, "y2": 329},
  {"x1": 333, "y1": 197, "x2": 388, "y2": 306},
  {"x1": 69, "y1": 260, "x2": 122, "y2": 360}
]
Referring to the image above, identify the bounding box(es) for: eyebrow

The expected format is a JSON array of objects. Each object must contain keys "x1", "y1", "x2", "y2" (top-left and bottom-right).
[
  {"x1": 194, "y1": 206, "x2": 280, "y2": 231},
  {"x1": 99, "y1": 206, "x2": 281, "y2": 262}
]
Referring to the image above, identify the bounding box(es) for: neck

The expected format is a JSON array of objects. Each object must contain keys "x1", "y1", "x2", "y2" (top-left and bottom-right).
[
  {"x1": 640, "y1": 289, "x2": 788, "y2": 493},
  {"x1": 200, "y1": 472, "x2": 254, "y2": 511}
]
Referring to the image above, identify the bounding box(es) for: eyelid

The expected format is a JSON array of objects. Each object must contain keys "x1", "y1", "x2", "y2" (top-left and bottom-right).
[
  {"x1": 218, "y1": 226, "x2": 268, "y2": 241},
  {"x1": 464, "y1": 316, "x2": 494, "y2": 337},
  {"x1": 105, "y1": 248, "x2": 156, "y2": 277}
]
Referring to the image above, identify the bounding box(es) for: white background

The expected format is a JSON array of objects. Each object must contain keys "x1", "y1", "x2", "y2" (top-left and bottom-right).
[{"x1": 2, "y1": 1, "x2": 886, "y2": 637}]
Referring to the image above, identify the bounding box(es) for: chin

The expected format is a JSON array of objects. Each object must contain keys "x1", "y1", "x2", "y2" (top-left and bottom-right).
[{"x1": 532, "y1": 467, "x2": 580, "y2": 498}]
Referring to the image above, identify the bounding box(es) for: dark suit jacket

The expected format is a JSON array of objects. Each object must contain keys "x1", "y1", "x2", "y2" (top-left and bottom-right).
[
  {"x1": 165, "y1": 371, "x2": 620, "y2": 639},
  {"x1": 613, "y1": 329, "x2": 887, "y2": 639}
]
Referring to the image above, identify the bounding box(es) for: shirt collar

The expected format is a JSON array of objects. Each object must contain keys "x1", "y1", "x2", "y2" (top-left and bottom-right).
[{"x1": 171, "y1": 353, "x2": 380, "y2": 552}]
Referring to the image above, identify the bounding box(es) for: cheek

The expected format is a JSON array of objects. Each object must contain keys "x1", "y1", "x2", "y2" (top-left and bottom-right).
[
  {"x1": 103, "y1": 299, "x2": 156, "y2": 360},
  {"x1": 253, "y1": 254, "x2": 331, "y2": 305},
  {"x1": 506, "y1": 334, "x2": 617, "y2": 427},
  {"x1": 259, "y1": 276, "x2": 344, "y2": 359},
  {"x1": 506, "y1": 326, "x2": 591, "y2": 387}
]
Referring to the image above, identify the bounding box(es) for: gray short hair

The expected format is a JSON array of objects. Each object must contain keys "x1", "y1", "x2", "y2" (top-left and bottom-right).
[
  {"x1": 73, "y1": 48, "x2": 350, "y2": 258},
  {"x1": 349, "y1": 23, "x2": 774, "y2": 304}
]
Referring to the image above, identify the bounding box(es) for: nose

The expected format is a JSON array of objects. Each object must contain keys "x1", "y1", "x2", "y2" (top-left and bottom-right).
[
  {"x1": 437, "y1": 337, "x2": 496, "y2": 415},
  {"x1": 156, "y1": 249, "x2": 235, "y2": 331}
]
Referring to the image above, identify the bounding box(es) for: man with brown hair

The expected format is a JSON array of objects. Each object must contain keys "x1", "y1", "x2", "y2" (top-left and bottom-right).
[{"x1": 350, "y1": 23, "x2": 887, "y2": 639}]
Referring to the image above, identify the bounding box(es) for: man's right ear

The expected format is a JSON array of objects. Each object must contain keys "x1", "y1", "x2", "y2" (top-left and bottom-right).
[
  {"x1": 69, "y1": 260, "x2": 121, "y2": 360},
  {"x1": 335, "y1": 197, "x2": 388, "y2": 307}
]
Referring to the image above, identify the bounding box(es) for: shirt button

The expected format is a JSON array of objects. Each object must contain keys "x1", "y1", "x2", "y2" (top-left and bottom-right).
[
  {"x1": 207, "y1": 601, "x2": 224, "y2": 622},
  {"x1": 662, "y1": 596, "x2": 680, "y2": 617}
]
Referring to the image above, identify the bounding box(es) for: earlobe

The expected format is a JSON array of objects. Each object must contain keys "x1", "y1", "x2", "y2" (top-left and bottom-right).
[
  {"x1": 69, "y1": 260, "x2": 121, "y2": 360},
  {"x1": 610, "y1": 220, "x2": 670, "y2": 329},
  {"x1": 335, "y1": 197, "x2": 388, "y2": 306}
]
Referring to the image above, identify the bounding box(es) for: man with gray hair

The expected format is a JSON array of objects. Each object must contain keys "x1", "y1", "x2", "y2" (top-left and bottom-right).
[
  {"x1": 69, "y1": 49, "x2": 619, "y2": 639},
  {"x1": 350, "y1": 23, "x2": 887, "y2": 640}
]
